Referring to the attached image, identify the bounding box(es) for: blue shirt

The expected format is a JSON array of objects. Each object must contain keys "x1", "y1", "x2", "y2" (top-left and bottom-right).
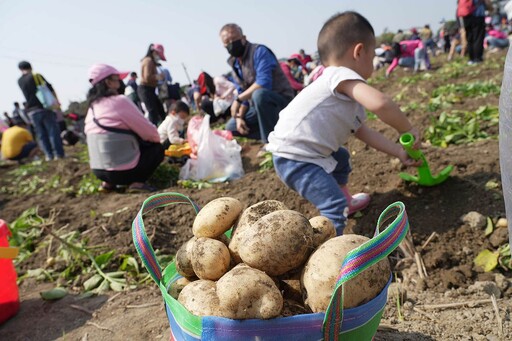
[{"x1": 233, "y1": 45, "x2": 277, "y2": 93}]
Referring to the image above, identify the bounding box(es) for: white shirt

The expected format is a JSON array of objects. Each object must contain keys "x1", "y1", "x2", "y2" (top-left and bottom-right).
[
  {"x1": 157, "y1": 115, "x2": 184, "y2": 144},
  {"x1": 267, "y1": 66, "x2": 367, "y2": 173}
]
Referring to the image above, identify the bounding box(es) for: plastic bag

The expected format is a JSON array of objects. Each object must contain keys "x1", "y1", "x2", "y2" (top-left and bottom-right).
[
  {"x1": 34, "y1": 74, "x2": 58, "y2": 109},
  {"x1": 186, "y1": 115, "x2": 233, "y2": 159},
  {"x1": 180, "y1": 115, "x2": 243, "y2": 182},
  {"x1": 499, "y1": 45, "x2": 512, "y2": 246},
  {"x1": 213, "y1": 98, "x2": 231, "y2": 116}
]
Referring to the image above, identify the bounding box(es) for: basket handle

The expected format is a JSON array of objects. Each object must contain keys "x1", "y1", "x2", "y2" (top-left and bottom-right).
[
  {"x1": 132, "y1": 192, "x2": 200, "y2": 284},
  {"x1": 323, "y1": 201, "x2": 409, "y2": 340}
]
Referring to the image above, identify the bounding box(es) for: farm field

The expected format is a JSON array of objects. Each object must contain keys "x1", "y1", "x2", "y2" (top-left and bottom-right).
[{"x1": 0, "y1": 52, "x2": 511, "y2": 340}]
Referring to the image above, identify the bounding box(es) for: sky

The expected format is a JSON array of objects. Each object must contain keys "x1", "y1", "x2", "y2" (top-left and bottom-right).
[{"x1": 0, "y1": 0, "x2": 456, "y2": 114}]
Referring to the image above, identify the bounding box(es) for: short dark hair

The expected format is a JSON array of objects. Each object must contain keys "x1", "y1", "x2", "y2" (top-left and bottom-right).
[
  {"x1": 219, "y1": 23, "x2": 243, "y2": 35},
  {"x1": 18, "y1": 61, "x2": 32, "y2": 70},
  {"x1": 318, "y1": 11, "x2": 375, "y2": 65},
  {"x1": 14, "y1": 102, "x2": 19, "y2": 107},
  {"x1": 130, "y1": 72, "x2": 137, "y2": 77},
  {"x1": 169, "y1": 100, "x2": 190, "y2": 115}
]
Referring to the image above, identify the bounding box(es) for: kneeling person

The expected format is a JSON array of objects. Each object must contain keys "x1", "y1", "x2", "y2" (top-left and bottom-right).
[
  {"x1": 85, "y1": 63, "x2": 164, "y2": 193},
  {"x1": 1, "y1": 124, "x2": 39, "y2": 163}
]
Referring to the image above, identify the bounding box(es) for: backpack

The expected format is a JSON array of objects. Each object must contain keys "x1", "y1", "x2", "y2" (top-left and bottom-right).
[
  {"x1": 197, "y1": 72, "x2": 215, "y2": 96},
  {"x1": 457, "y1": 0, "x2": 475, "y2": 17}
]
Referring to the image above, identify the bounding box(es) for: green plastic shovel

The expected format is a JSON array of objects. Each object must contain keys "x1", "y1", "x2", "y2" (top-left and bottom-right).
[{"x1": 399, "y1": 133, "x2": 453, "y2": 186}]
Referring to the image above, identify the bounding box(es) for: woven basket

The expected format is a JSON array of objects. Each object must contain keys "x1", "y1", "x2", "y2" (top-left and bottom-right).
[{"x1": 132, "y1": 193, "x2": 409, "y2": 341}]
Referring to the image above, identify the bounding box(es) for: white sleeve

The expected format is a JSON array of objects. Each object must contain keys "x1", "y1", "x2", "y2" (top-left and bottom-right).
[{"x1": 327, "y1": 67, "x2": 366, "y2": 99}]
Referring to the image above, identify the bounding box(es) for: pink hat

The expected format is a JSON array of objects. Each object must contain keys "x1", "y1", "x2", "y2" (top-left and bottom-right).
[
  {"x1": 88, "y1": 63, "x2": 129, "y2": 85},
  {"x1": 152, "y1": 44, "x2": 167, "y2": 61}
]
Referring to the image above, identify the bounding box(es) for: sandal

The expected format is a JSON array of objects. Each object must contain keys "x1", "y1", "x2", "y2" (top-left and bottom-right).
[{"x1": 126, "y1": 183, "x2": 157, "y2": 194}]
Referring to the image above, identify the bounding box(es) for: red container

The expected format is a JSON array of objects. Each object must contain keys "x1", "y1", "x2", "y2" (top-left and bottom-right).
[{"x1": 0, "y1": 219, "x2": 20, "y2": 324}]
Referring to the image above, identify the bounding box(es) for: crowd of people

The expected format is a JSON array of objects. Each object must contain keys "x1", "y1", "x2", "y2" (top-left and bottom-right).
[
  {"x1": 372, "y1": 1, "x2": 511, "y2": 76},
  {"x1": 0, "y1": 1, "x2": 510, "y2": 230}
]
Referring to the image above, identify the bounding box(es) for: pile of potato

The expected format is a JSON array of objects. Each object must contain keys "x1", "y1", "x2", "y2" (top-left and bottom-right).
[{"x1": 170, "y1": 197, "x2": 390, "y2": 319}]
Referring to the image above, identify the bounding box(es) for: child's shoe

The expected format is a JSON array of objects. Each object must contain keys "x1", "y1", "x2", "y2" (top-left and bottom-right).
[
  {"x1": 341, "y1": 186, "x2": 371, "y2": 215},
  {"x1": 347, "y1": 193, "x2": 371, "y2": 215}
]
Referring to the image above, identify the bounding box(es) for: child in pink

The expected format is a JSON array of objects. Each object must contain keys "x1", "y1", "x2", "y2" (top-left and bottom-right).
[
  {"x1": 485, "y1": 25, "x2": 509, "y2": 50},
  {"x1": 386, "y1": 40, "x2": 428, "y2": 77}
]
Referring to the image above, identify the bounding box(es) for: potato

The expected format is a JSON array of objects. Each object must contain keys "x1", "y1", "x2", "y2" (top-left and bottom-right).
[
  {"x1": 238, "y1": 210, "x2": 313, "y2": 276},
  {"x1": 175, "y1": 238, "x2": 196, "y2": 278},
  {"x1": 190, "y1": 237, "x2": 231, "y2": 280},
  {"x1": 178, "y1": 280, "x2": 224, "y2": 316},
  {"x1": 216, "y1": 264, "x2": 283, "y2": 319},
  {"x1": 168, "y1": 277, "x2": 194, "y2": 299},
  {"x1": 302, "y1": 234, "x2": 390, "y2": 312},
  {"x1": 193, "y1": 197, "x2": 243, "y2": 238},
  {"x1": 229, "y1": 200, "x2": 288, "y2": 263},
  {"x1": 497, "y1": 217, "x2": 508, "y2": 228},
  {"x1": 309, "y1": 216, "x2": 336, "y2": 249}
]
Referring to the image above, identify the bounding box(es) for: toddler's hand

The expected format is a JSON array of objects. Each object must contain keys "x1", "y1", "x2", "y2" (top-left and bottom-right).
[
  {"x1": 406, "y1": 127, "x2": 422, "y2": 149},
  {"x1": 398, "y1": 148, "x2": 423, "y2": 167}
]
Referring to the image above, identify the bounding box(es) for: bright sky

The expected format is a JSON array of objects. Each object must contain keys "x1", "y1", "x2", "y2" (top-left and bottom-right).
[{"x1": 0, "y1": 0, "x2": 456, "y2": 114}]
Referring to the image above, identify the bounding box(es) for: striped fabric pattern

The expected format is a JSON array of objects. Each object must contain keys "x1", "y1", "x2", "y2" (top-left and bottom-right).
[
  {"x1": 132, "y1": 193, "x2": 200, "y2": 283},
  {"x1": 323, "y1": 202, "x2": 408, "y2": 340}
]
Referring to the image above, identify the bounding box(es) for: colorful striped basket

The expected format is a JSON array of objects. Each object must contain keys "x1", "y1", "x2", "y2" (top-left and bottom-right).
[{"x1": 132, "y1": 193, "x2": 409, "y2": 341}]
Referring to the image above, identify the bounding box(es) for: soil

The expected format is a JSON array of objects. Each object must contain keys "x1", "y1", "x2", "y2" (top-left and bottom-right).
[{"x1": 0, "y1": 52, "x2": 511, "y2": 340}]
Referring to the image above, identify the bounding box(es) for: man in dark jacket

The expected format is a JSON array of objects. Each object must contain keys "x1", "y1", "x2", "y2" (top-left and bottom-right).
[
  {"x1": 17, "y1": 61, "x2": 65, "y2": 160},
  {"x1": 219, "y1": 23, "x2": 294, "y2": 143}
]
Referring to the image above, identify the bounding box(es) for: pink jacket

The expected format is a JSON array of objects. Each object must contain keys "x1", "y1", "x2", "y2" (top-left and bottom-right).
[
  {"x1": 85, "y1": 95, "x2": 160, "y2": 170},
  {"x1": 280, "y1": 62, "x2": 304, "y2": 91},
  {"x1": 386, "y1": 40, "x2": 424, "y2": 75},
  {"x1": 488, "y1": 29, "x2": 507, "y2": 39}
]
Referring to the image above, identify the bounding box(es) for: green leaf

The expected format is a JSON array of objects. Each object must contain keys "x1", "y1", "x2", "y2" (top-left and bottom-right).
[
  {"x1": 474, "y1": 249, "x2": 499, "y2": 272},
  {"x1": 40, "y1": 287, "x2": 68, "y2": 300},
  {"x1": 439, "y1": 111, "x2": 447, "y2": 124},
  {"x1": 95, "y1": 250, "x2": 115, "y2": 268},
  {"x1": 78, "y1": 292, "x2": 96, "y2": 299},
  {"x1": 83, "y1": 274, "x2": 103, "y2": 291},
  {"x1": 120, "y1": 256, "x2": 139, "y2": 274},
  {"x1": 26, "y1": 268, "x2": 44, "y2": 278},
  {"x1": 95, "y1": 279, "x2": 110, "y2": 294},
  {"x1": 499, "y1": 243, "x2": 510, "y2": 256},
  {"x1": 105, "y1": 271, "x2": 125, "y2": 278},
  {"x1": 110, "y1": 281, "x2": 125, "y2": 292},
  {"x1": 484, "y1": 217, "x2": 494, "y2": 237}
]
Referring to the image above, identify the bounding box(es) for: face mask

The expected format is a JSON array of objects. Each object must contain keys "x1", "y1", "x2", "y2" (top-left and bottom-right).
[
  {"x1": 226, "y1": 39, "x2": 246, "y2": 58},
  {"x1": 176, "y1": 117, "x2": 185, "y2": 126}
]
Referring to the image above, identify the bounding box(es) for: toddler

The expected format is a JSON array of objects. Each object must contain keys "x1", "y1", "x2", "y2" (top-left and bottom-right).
[
  {"x1": 157, "y1": 100, "x2": 190, "y2": 149},
  {"x1": 267, "y1": 11, "x2": 421, "y2": 235}
]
